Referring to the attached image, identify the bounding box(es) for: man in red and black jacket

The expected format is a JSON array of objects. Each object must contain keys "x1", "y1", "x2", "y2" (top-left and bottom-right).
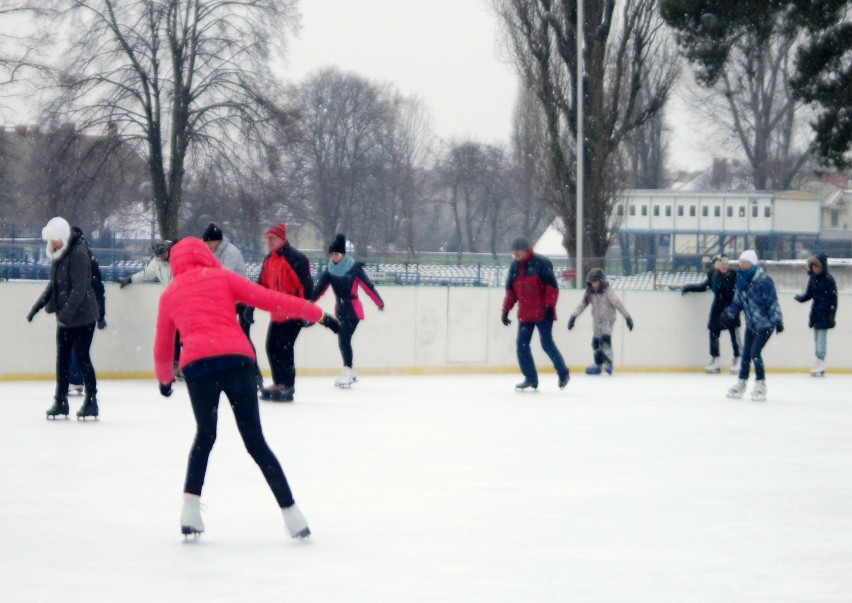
[
  {"x1": 502, "y1": 236, "x2": 569, "y2": 391},
  {"x1": 243, "y1": 223, "x2": 314, "y2": 402}
]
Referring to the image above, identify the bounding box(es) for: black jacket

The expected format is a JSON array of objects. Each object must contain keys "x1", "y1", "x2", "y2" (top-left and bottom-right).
[
  {"x1": 682, "y1": 268, "x2": 738, "y2": 329},
  {"x1": 312, "y1": 261, "x2": 384, "y2": 322},
  {"x1": 797, "y1": 253, "x2": 838, "y2": 329}
]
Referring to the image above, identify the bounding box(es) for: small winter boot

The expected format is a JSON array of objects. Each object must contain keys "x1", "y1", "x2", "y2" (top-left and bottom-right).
[
  {"x1": 558, "y1": 372, "x2": 570, "y2": 389},
  {"x1": 750, "y1": 379, "x2": 767, "y2": 401},
  {"x1": 180, "y1": 493, "x2": 205, "y2": 537},
  {"x1": 585, "y1": 364, "x2": 603, "y2": 375},
  {"x1": 729, "y1": 356, "x2": 741, "y2": 375},
  {"x1": 76, "y1": 396, "x2": 99, "y2": 420},
  {"x1": 726, "y1": 379, "x2": 747, "y2": 399},
  {"x1": 705, "y1": 357, "x2": 721, "y2": 373},
  {"x1": 810, "y1": 359, "x2": 825, "y2": 377},
  {"x1": 46, "y1": 398, "x2": 69, "y2": 420},
  {"x1": 515, "y1": 379, "x2": 538, "y2": 391},
  {"x1": 335, "y1": 367, "x2": 355, "y2": 388},
  {"x1": 282, "y1": 502, "x2": 311, "y2": 539}
]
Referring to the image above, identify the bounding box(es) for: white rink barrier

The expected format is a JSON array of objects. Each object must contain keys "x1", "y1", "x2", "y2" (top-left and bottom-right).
[{"x1": 2, "y1": 281, "x2": 850, "y2": 380}]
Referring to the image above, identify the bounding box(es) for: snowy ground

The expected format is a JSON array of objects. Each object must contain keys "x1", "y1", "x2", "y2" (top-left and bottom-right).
[{"x1": 2, "y1": 372, "x2": 851, "y2": 603}]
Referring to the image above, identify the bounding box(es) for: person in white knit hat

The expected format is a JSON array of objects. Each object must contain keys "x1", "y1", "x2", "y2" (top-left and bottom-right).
[
  {"x1": 27, "y1": 217, "x2": 101, "y2": 419},
  {"x1": 721, "y1": 250, "x2": 783, "y2": 401}
]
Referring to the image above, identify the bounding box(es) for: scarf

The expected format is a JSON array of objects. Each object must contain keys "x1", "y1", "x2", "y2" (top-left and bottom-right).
[
  {"x1": 327, "y1": 254, "x2": 355, "y2": 277},
  {"x1": 737, "y1": 265, "x2": 757, "y2": 289}
]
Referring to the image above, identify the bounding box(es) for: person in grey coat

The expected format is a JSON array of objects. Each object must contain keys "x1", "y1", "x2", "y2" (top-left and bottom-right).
[{"x1": 27, "y1": 217, "x2": 101, "y2": 419}]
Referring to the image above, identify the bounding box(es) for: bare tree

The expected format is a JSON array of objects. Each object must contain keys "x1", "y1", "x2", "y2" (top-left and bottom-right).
[
  {"x1": 8, "y1": 0, "x2": 298, "y2": 240},
  {"x1": 493, "y1": 0, "x2": 679, "y2": 271}
]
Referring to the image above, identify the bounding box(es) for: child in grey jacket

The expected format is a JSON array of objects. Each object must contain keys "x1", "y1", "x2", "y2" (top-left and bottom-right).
[{"x1": 567, "y1": 268, "x2": 634, "y2": 374}]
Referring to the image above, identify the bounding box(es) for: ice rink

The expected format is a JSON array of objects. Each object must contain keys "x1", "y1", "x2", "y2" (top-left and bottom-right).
[{"x1": 2, "y1": 372, "x2": 851, "y2": 602}]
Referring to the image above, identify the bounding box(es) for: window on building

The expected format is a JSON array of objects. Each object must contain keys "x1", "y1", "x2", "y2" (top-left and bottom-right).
[
  {"x1": 739, "y1": 206, "x2": 746, "y2": 217},
  {"x1": 616, "y1": 205, "x2": 624, "y2": 216},
  {"x1": 832, "y1": 210, "x2": 839, "y2": 227},
  {"x1": 702, "y1": 205, "x2": 708, "y2": 217},
  {"x1": 726, "y1": 206, "x2": 733, "y2": 217},
  {"x1": 690, "y1": 206, "x2": 696, "y2": 217},
  {"x1": 752, "y1": 205, "x2": 758, "y2": 218},
  {"x1": 641, "y1": 205, "x2": 647, "y2": 216},
  {"x1": 714, "y1": 206, "x2": 721, "y2": 217},
  {"x1": 653, "y1": 205, "x2": 660, "y2": 217},
  {"x1": 665, "y1": 205, "x2": 672, "y2": 217},
  {"x1": 629, "y1": 204, "x2": 636, "y2": 216},
  {"x1": 678, "y1": 205, "x2": 684, "y2": 217},
  {"x1": 764, "y1": 206, "x2": 771, "y2": 218}
]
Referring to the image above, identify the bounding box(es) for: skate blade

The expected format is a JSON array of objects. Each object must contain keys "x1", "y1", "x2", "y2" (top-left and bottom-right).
[
  {"x1": 335, "y1": 383, "x2": 352, "y2": 389},
  {"x1": 181, "y1": 527, "x2": 203, "y2": 541},
  {"x1": 76, "y1": 415, "x2": 99, "y2": 421},
  {"x1": 515, "y1": 387, "x2": 539, "y2": 393},
  {"x1": 705, "y1": 369, "x2": 721, "y2": 374},
  {"x1": 291, "y1": 527, "x2": 311, "y2": 539},
  {"x1": 46, "y1": 414, "x2": 69, "y2": 420},
  {"x1": 810, "y1": 372, "x2": 825, "y2": 377}
]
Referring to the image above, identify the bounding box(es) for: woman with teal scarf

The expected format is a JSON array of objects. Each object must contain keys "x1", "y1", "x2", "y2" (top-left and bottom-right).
[
  {"x1": 722, "y1": 250, "x2": 783, "y2": 401},
  {"x1": 311, "y1": 234, "x2": 385, "y2": 387}
]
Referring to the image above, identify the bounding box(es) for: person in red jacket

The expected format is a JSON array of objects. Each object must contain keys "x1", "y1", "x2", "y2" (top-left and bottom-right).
[
  {"x1": 154, "y1": 237, "x2": 340, "y2": 540},
  {"x1": 501, "y1": 236, "x2": 569, "y2": 391},
  {"x1": 244, "y1": 223, "x2": 314, "y2": 402}
]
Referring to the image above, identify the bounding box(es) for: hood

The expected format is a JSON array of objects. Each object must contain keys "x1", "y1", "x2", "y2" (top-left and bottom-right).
[
  {"x1": 808, "y1": 253, "x2": 829, "y2": 275},
  {"x1": 585, "y1": 267, "x2": 607, "y2": 287},
  {"x1": 42, "y1": 216, "x2": 72, "y2": 261},
  {"x1": 168, "y1": 237, "x2": 221, "y2": 277}
]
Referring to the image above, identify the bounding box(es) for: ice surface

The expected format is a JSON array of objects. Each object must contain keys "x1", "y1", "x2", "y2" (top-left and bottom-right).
[{"x1": 2, "y1": 373, "x2": 851, "y2": 602}]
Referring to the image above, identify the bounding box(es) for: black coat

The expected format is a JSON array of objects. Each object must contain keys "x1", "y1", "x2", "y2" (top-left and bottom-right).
[
  {"x1": 797, "y1": 253, "x2": 838, "y2": 329},
  {"x1": 682, "y1": 268, "x2": 739, "y2": 329},
  {"x1": 32, "y1": 230, "x2": 100, "y2": 327},
  {"x1": 312, "y1": 260, "x2": 384, "y2": 322}
]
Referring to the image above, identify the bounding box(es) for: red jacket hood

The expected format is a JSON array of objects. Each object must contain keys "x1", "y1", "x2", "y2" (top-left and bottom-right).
[{"x1": 169, "y1": 237, "x2": 219, "y2": 276}]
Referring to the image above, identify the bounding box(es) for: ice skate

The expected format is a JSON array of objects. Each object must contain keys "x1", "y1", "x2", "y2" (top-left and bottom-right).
[
  {"x1": 68, "y1": 384, "x2": 84, "y2": 396},
  {"x1": 604, "y1": 362, "x2": 614, "y2": 375},
  {"x1": 515, "y1": 379, "x2": 538, "y2": 392},
  {"x1": 705, "y1": 357, "x2": 721, "y2": 374},
  {"x1": 180, "y1": 493, "x2": 205, "y2": 539},
  {"x1": 261, "y1": 385, "x2": 294, "y2": 402},
  {"x1": 558, "y1": 372, "x2": 569, "y2": 389},
  {"x1": 282, "y1": 503, "x2": 311, "y2": 539},
  {"x1": 750, "y1": 379, "x2": 767, "y2": 401},
  {"x1": 334, "y1": 367, "x2": 356, "y2": 389},
  {"x1": 810, "y1": 359, "x2": 825, "y2": 377},
  {"x1": 726, "y1": 379, "x2": 747, "y2": 399},
  {"x1": 729, "y1": 356, "x2": 741, "y2": 375},
  {"x1": 585, "y1": 364, "x2": 602, "y2": 375},
  {"x1": 46, "y1": 399, "x2": 69, "y2": 420},
  {"x1": 76, "y1": 396, "x2": 99, "y2": 421}
]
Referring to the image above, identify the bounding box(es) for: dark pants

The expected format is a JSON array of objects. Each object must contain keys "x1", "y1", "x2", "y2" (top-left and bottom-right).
[
  {"x1": 184, "y1": 364, "x2": 295, "y2": 508},
  {"x1": 56, "y1": 323, "x2": 97, "y2": 401},
  {"x1": 709, "y1": 324, "x2": 740, "y2": 359},
  {"x1": 338, "y1": 318, "x2": 359, "y2": 368},
  {"x1": 739, "y1": 328, "x2": 772, "y2": 381},
  {"x1": 266, "y1": 321, "x2": 302, "y2": 388},
  {"x1": 69, "y1": 345, "x2": 83, "y2": 385},
  {"x1": 516, "y1": 321, "x2": 568, "y2": 385}
]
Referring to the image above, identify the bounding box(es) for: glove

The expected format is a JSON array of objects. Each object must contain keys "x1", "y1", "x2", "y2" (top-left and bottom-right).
[
  {"x1": 501, "y1": 312, "x2": 511, "y2": 326},
  {"x1": 159, "y1": 382, "x2": 173, "y2": 397},
  {"x1": 794, "y1": 294, "x2": 804, "y2": 302},
  {"x1": 775, "y1": 322, "x2": 784, "y2": 334},
  {"x1": 626, "y1": 316, "x2": 634, "y2": 331},
  {"x1": 318, "y1": 312, "x2": 341, "y2": 333},
  {"x1": 26, "y1": 309, "x2": 36, "y2": 322},
  {"x1": 119, "y1": 277, "x2": 132, "y2": 288},
  {"x1": 567, "y1": 316, "x2": 576, "y2": 330},
  {"x1": 544, "y1": 307, "x2": 555, "y2": 321},
  {"x1": 97, "y1": 318, "x2": 107, "y2": 330},
  {"x1": 242, "y1": 306, "x2": 255, "y2": 325}
]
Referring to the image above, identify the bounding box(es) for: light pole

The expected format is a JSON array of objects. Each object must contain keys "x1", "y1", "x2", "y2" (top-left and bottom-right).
[{"x1": 576, "y1": 0, "x2": 584, "y2": 279}]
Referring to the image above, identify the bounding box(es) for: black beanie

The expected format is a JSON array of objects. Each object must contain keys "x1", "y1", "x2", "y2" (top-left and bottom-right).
[
  {"x1": 202, "y1": 222, "x2": 223, "y2": 242},
  {"x1": 511, "y1": 236, "x2": 530, "y2": 251},
  {"x1": 328, "y1": 233, "x2": 346, "y2": 255}
]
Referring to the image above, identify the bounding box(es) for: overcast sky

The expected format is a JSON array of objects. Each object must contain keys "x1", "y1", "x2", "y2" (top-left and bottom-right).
[{"x1": 282, "y1": 0, "x2": 713, "y2": 172}]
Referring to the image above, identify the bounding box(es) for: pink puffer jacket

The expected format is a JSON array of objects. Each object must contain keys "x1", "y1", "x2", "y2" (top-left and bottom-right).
[{"x1": 154, "y1": 237, "x2": 323, "y2": 384}]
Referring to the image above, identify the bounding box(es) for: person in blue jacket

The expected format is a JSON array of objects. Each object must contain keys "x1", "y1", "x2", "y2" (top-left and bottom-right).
[
  {"x1": 794, "y1": 253, "x2": 838, "y2": 376},
  {"x1": 722, "y1": 250, "x2": 783, "y2": 401}
]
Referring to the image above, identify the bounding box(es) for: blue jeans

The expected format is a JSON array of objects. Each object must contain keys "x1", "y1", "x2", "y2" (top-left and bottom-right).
[
  {"x1": 516, "y1": 321, "x2": 568, "y2": 385},
  {"x1": 814, "y1": 329, "x2": 827, "y2": 360},
  {"x1": 739, "y1": 328, "x2": 772, "y2": 381}
]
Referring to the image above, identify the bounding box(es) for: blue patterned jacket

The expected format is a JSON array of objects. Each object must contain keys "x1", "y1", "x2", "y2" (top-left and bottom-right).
[{"x1": 725, "y1": 267, "x2": 782, "y2": 332}]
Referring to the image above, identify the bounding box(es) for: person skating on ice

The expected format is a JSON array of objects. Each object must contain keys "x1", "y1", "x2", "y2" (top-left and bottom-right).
[
  {"x1": 501, "y1": 236, "x2": 569, "y2": 391},
  {"x1": 153, "y1": 237, "x2": 340, "y2": 539},
  {"x1": 119, "y1": 239, "x2": 173, "y2": 287},
  {"x1": 678, "y1": 255, "x2": 742, "y2": 374},
  {"x1": 567, "y1": 268, "x2": 634, "y2": 375},
  {"x1": 722, "y1": 250, "x2": 783, "y2": 401},
  {"x1": 794, "y1": 253, "x2": 838, "y2": 377},
  {"x1": 244, "y1": 223, "x2": 314, "y2": 402},
  {"x1": 311, "y1": 234, "x2": 384, "y2": 388},
  {"x1": 27, "y1": 217, "x2": 101, "y2": 419}
]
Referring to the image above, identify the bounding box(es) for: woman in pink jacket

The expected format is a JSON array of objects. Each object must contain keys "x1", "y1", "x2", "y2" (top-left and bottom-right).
[{"x1": 154, "y1": 237, "x2": 340, "y2": 540}]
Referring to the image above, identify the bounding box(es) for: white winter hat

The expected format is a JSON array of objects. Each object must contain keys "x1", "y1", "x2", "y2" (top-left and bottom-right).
[
  {"x1": 42, "y1": 216, "x2": 71, "y2": 260},
  {"x1": 738, "y1": 249, "x2": 759, "y2": 267}
]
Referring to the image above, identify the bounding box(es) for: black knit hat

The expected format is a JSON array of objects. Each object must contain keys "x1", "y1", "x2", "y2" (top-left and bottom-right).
[
  {"x1": 328, "y1": 233, "x2": 346, "y2": 255},
  {"x1": 202, "y1": 222, "x2": 223, "y2": 242},
  {"x1": 511, "y1": 236, "x2": 530, "y2": 251}
]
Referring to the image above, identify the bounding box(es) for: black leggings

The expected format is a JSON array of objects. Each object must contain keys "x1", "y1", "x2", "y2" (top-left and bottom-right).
[
  {"x1": 184, "y1": 364, "x2": 295, "y2": 508},
  {"x1": 338, "y1": 318, "x2": 359, "y2": 368},
  {"x1": 266, "y1": 321, "x2": 302, "y2": 387},
  {"x1": 56, "y1": 323, "x2": 97, "y2": 401}
]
